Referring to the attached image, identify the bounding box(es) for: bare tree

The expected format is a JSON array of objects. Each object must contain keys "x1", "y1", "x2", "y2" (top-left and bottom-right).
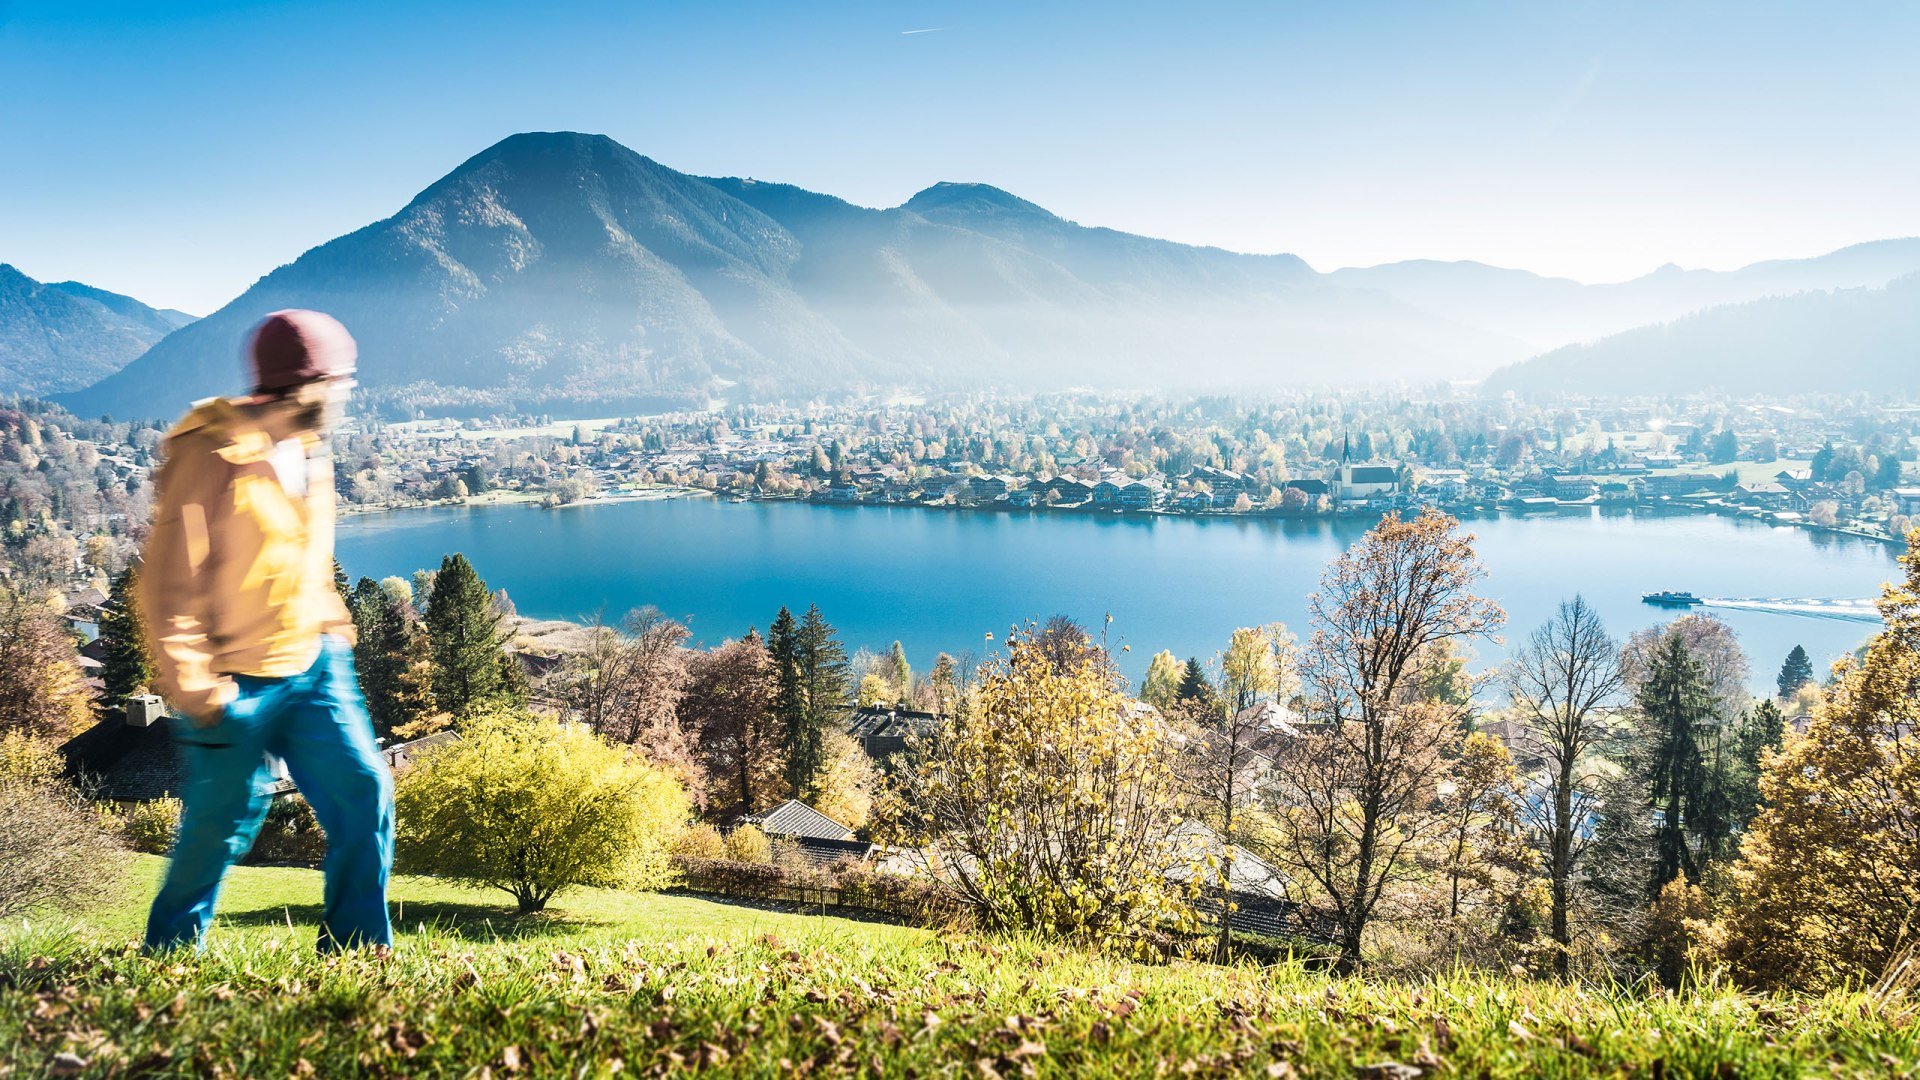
[
  {"x1": 1267, "y1": 510, "x2": 1503, "y2": 974},
  {"x1": 556, "y1": 608, "x2": 700, "y2": 798},
  {"x1": 1503, "y1": 595, "x2": 1625, "y2": 978},
  {"x1": 0, "y1": 770, "x2": 130, "y2": 919},
  {"x1": 1622, "y1": 612, "x2": 1748, "y2": 718},
  {"x1": 683, "y1": 631, "x2": 779, "y2": 817},
  {"x1": 0, "y1": 586, "x2": 95, "y2": 741}
]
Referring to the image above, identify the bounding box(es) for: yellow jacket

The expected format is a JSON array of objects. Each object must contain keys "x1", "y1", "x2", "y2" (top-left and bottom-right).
[{"x1": 139, "y1": 398, "x2": 355, "y2": 723}]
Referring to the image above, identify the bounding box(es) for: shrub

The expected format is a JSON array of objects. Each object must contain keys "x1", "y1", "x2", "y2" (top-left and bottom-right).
[
  {"x1": 674, "y1": 856, "x2": 788, "y2": 902},
  {"x1": 0, "y1": 774, "x2": 129, "y2": 919},
  {"x1": 724, "y1": 823, "x2": 772, "y2": 864},
  {"x1": 394, "y1": 711, "x2": 689, "y2": 913},
  {"x1": 770, "y1": 837, "x2": 814, "y2": 876},
  {"x1": 673, "y1": 822, "x2": 727, "y2": 861},
  {"x1": 0, "y1": 732, "x2": 62, "y2": 784},
  {"x1": 118, "y1": 797, "x2": 181, "y2": 855},
  {"x1": 671, "y1": 855, "x2": 971, "y2": 927},
  {"x1": 248, "y1": 796, "x2": 327, "y2": 865}
]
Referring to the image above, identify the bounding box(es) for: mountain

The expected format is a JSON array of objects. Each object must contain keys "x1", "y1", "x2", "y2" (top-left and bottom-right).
[
  {"x1": 39, "y1": 281, "x2": 196, "y2": 333},
  {"x1": 1481, "y1": 274, "x2": 1920, "y2": 397},
  {"x1": 0, "y1": 265, "x2": 196, "y2": 396},
  {"x1": 1330, "y1": 239, "x2": 1920, "y2": 351},
  {"x1": 62, "y1": 131, "x2": 1522, "y2": 420}
]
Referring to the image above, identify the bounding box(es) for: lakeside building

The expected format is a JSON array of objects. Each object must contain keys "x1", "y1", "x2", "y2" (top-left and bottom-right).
[{"x1": 1331, "y1": 462, "x2": 1401, "y2": 504}]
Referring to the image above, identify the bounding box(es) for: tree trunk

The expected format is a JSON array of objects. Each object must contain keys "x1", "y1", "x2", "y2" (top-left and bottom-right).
[
  {"x1": 1334, "y1": 923, "x2": 1364, "y2": 976},
  {"x1": 1550, "y1": 762, "x2": 1574, "y2": 979}
]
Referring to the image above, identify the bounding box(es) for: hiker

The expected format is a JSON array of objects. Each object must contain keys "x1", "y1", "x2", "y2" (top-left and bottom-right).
[{"x1": 138, "y1": 309, "x2": 392, "y2": 952}]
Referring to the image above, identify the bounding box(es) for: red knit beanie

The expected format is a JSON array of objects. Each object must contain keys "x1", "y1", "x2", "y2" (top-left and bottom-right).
[{"x1": 247, "y1": 310, "x2": 357, "y2": 394}]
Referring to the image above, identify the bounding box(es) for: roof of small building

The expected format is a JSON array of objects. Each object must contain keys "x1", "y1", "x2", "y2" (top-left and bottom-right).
[
  {"x1": 1231, "y1": 700, "x2": 1311, "y2": 738},
  {"x1": 60, "y1": 711, "x2": 295, "y2": 803},
  {"x1": 841, "y1": 704, "x2": 941, "y2": 741},
  {"x1": 382, "y1": 730, "x2": 460, "y2": 771},
  {"x1": 1344, "y1": 465, "x2": 1400, "y2": 485},
  {"x1": 1164, "y1": 820, "x2": 1289, "y2": 899},
  {"x1": 736, "y1": 799, "x2": 856, "y2": 842}
]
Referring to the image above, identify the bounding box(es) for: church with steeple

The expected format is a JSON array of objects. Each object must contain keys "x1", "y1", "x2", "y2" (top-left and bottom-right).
[{"x1": 1327, "y1": 434, "x2": 1402, "y2": 505}]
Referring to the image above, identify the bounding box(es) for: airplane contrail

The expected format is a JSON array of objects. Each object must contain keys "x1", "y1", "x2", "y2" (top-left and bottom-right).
[{"x1": 901, "y1": 28, "x2": 945, "y2": 35}]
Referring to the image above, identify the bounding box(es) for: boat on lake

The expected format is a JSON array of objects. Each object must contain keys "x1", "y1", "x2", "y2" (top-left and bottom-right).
[{"x1": 1642, "y1": 590, "x2": 1704, "y2": 607}]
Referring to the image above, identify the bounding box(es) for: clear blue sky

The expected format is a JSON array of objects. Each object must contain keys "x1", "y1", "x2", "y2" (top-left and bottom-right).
[{"x1": 4, "y1": 0, "x2": 1917, "y2": 314}]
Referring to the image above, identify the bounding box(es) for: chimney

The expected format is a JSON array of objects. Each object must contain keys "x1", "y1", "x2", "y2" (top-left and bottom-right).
[{"x1": 125, "y1": 694, "x2": 166, "y2": 728}]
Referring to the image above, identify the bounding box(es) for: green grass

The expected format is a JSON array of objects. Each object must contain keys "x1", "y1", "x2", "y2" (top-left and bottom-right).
[
  {"x1": 4, "y1": 857, "x2": 1916, "y2": 1077},
  {"x1": 1645, "y1": 459, "x2": 1811, "y2": 486}
]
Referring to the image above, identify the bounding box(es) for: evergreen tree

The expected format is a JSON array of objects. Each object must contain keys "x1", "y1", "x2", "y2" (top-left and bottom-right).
[
  {"x1": 1175, "y1": 657, "x2": 1211, "y2": 703},
  {"x1": 332, "y1": 557, "x2": 351, "y2": 606},
  {"x1": 1637, "y1": 634, "x2": 1718, "y2": 893},
  {"x1": 1810, "y1": 440, "x2": 1837, "y2": 481},
  {"x1": 791, "y1": 605, "x2": 851, "y2": 798},
  {"x1": 1723, "y1": 699, "x2": 1786, "y2": 828},
  {"x1": 886, "y1": 640, "x2": 913, "y2": 698},
  {"x1": 98, "y1": 566, "x2": 153, "y2": 702},
  {"x1": 767, "y1": 607, "x2": 805, "y2": 799},
  {"x1": 1776, "y1": 644, "x2": 1814, "y2": 698},
  {"x1": 424, "y1": 553, "x2": 518, "y2": 717},
  {"x1": 1873, "y1": 453, "x2": 1904, "y2": 490},
  {"x1": 350, "y1": 577, "x2": 437, "y2": 740},
  {"x1": 1708, "y1": 429, "x2": 1740, "y2": 465}
]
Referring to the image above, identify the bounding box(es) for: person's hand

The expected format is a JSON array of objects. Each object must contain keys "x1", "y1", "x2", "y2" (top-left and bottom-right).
[{"x1": 188, "y1": 680, "x2": 242, "y2": 728}]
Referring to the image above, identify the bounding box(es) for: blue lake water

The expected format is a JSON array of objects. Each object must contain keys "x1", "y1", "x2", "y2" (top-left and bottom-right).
[{"x1": 336, "y1": 498, "x2": 1902, "y2": 694}]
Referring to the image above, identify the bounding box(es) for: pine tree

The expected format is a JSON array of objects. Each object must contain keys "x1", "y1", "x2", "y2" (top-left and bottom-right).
[
  {"x1": 792, "y1": 605, "x2": 851, "y2": 798},
  {"x1": 98, "y1": 566, "x2": 153, "y2": 702},
  {"x1": 424, "y1": 553, "x2": 518, "y2": 717},
  {"x1": 1776, "y1": 644, "x2": 1814, "y2": 698},
  {"x1": 1175, "y1": 657, "x2": 1211, "y2": 703},
  {"x1": 332, "y1": 557, "x2": 351, "y2": 606},
  {"x1": 768, "y1": 607, "x2": 804, "y2": 800},
  {"x1": 1637, "y1": 634, "x2": 1718, "y2": 893},
  {"x1": 350, "y1": 577, "x2": 437, "y2": 740}
]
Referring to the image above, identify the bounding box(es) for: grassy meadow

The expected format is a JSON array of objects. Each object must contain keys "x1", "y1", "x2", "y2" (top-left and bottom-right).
[{"x1": 3, "y1": 858, "x2": 1917, "y2": 1077}]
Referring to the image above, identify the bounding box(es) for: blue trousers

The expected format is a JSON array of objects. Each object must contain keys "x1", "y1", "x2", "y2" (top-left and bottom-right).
[{"x1": 145, "y1": 635, "x2": 395, "y2": 952}]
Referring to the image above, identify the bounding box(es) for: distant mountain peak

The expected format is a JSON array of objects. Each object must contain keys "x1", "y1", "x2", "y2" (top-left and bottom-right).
[
  {"x1": 1, "y1": 264, "x2": 194, "y2": 396},
  {"x1": 482, "y1": 130, "x2": 621, "y2": 156},
  {"x1": 903, "y1": 182, "x2": 1056, "y2": 220}
]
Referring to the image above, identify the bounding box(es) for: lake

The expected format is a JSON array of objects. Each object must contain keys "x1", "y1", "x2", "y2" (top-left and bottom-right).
[{"x1": 336, "y1": 497, "x2": 1902, "y2": 694}]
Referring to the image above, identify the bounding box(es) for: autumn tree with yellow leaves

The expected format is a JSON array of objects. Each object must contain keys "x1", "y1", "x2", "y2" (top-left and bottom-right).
[
  {"x1": 1267, "y1": 509, "x2": 1504, "y2": 975},
  {"x1": 1717, "y1": 530, "x2": 1920, "y2": 991},
  {"x1": 886, "y1": 625, "x2": 1197, "y2": 954}
]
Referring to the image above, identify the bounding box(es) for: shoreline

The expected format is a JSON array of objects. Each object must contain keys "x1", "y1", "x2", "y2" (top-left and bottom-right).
[
  {"x1": 338, "y1": 484, "x2": 713, "y2": 519},
  {"x1": 343, "y1": 484, "x2": 1907, "y2": 551}
]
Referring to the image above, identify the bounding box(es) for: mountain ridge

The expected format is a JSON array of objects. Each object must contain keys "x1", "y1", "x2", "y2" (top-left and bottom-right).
[
  {"x1": 1482, "y1": 273, "x2": 1920, "y2": 397},
  {"x1": 51, "y1": 131, "x2": 1920, "y2": 418},
  {"x1": 1331, "y1": 238, "x2": 1920, "y2": 350},
  {"x1": 0, "y1": 264, "x2": 197, "y2": 396},
  {"x1": 62, "y1": 131, "x2": 1512, "y2": 419}
]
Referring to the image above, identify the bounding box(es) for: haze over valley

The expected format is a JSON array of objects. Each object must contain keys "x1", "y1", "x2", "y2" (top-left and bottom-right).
[{"x1": 16, "y1": 131, "x2": 1919, "y2": 419}]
